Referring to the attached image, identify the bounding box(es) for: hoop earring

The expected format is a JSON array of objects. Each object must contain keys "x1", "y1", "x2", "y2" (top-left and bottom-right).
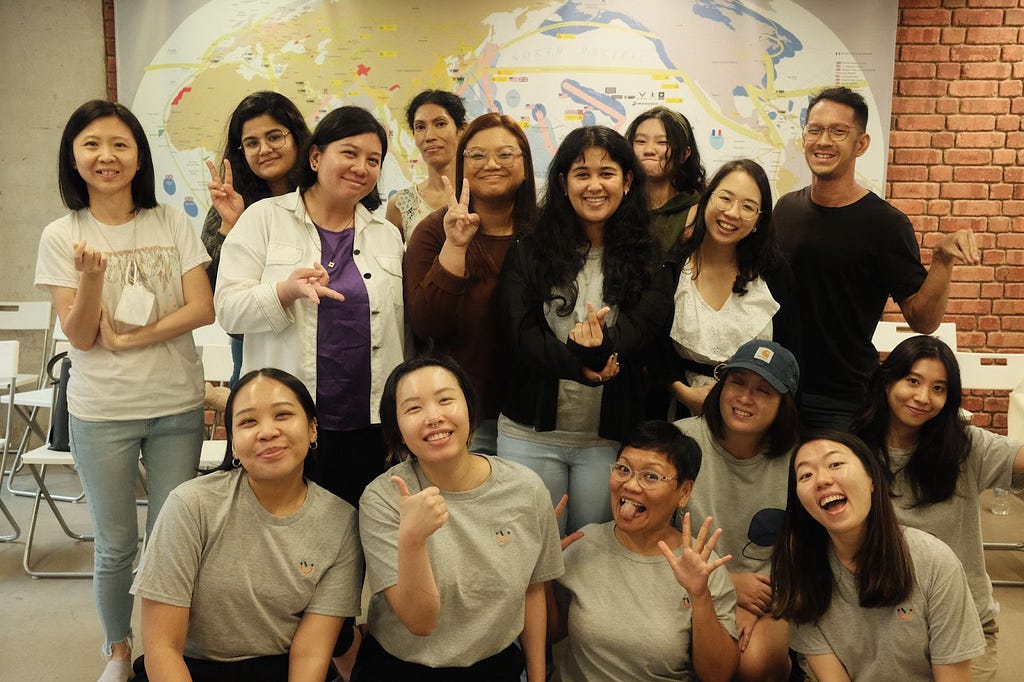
[
  {"x1": 231, "y1": 457, "x2": 241, "y2": 468},
  {"x1": 309, "y1": 440, "x2": 318, "y2": 450}
]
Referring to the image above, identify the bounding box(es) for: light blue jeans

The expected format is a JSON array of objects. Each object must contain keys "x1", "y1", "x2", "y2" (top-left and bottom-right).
[
  {"x1": 497, "y1": 432, "x2": 617, "y2": 535},
  {"x1": 69, "y1": 408, "x2": 204, "y2": 654},
  {"x1": 470, "y1": 419, "x2": 499, "y2": 455}
]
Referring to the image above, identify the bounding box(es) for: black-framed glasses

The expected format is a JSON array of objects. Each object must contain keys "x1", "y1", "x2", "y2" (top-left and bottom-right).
[
  {"x1": 711, "y1": 191, "x2": 760, "y2": 221},
  {"x1": 802, "y1": 124, "x2": 860, "y2": 142},
  {"x1": 463, "y1": 146, "x2": 522, "y2": 168},
  {"x1": 240, "y1": 130, "x2": 291, "y2": 154},
  {"x1": 610, "y1": 462, "x2": 677, "y2": 490}
]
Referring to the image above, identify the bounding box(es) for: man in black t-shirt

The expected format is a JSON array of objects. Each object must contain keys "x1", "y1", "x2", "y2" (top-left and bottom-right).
[{"x1": 773, "y1": 87, "x2": 979, "y2": 429}]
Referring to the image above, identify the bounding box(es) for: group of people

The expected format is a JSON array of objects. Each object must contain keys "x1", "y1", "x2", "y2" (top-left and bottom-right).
[{"x1": 32, "y1": 82, "x2": 1019, "y2": 682}]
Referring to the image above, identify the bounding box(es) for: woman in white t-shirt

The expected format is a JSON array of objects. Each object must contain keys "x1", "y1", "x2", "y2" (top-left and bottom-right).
[{"x1": 34, "y1": 100, "x2": 213, "y2": 682}]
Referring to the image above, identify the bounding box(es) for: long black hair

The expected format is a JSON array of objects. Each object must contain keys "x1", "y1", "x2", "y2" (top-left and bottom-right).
[
  {"x1": 673, "y1": 158, "x2": 779, "y2": 295},
  {"x1": 771, "y1": 431, "x2": 913, "y2": 624},
  {"x1": 524, "y1": 125, "x2": 657, "y2": 314},
  {"x1": 212, "y1": 368, "x2": 319, "y2": 479},
  {"x1": 850, "y1": 335, "x2": 969, "y2": 505},
  {"x1": 217, "y1": 91, "x2": 311, "y2": 207},
  {"x1": 625, "y1": 105, "x2": 706, "y2": 194},
  {"x1": 58, "y1": 100, "x2": 157, "y2": 211}
]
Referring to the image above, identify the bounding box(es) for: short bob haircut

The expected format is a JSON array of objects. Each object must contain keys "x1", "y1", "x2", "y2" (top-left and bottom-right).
[
  {"x1": 850, "y1": 335, "x2": 970, "y2": 506},
  {"x1": 620, "y1": 420, "x2": 702, "y2": 487},
  {"x1": 405, "y1": 89, "x2": 468, "y2": 131},
  {"x1": 527, "y1": 125, "x2": 656, "y2": 314},
  {"x1": 674, "y1": 158, "x2": 779, "y2": 296},
  {"x1": 58, "y1": 100, "x2": 158, "y2": 211},
  {"x1": 217, "y1": 91, "x2": 311, "y2": 207},
  {"x1": 454, "y1": 112, "x2": 538, "y2": 231},
  {"x1": 213, "y1": 368, "x2": 319, "y2": 479},
  {"x1": 625, "y1": 106, "x2": 707, "y2": 195},
  {"x1": 702, "y1": 362, "x2": 799, "y2": 460},
  {"x1": 293, "y1": 105, "x2": 388, "y2": 211},
  {"x1": 379, "y1": 354, "x2": 480, "y2": 463},
  {"x1": 771, "y1": 430, "x2": 913, "y2": 624},
  {"x1": 807, "y1": 86, "x2": 869, "y2": 131}
]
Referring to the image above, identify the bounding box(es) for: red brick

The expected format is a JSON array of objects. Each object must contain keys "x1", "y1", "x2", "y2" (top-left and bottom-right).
[
  {"x1": 898, "y1": 114, "x2": 947, "y2": 130},
  {"x1": 931, "y1": 132, "x2": 956, "y2": 147},
  {"x1": 888, "y1": 166, "x2": 930, "y2": 181},
  {"x1": 953, "y1": 8, "x2": 1006, "y2": 25},
  {"x1": 959, "y1": 98, "x2": 1009, "y2": 114},
  {"x1": 895, "y1": 148, "x2": 943, "y2": 164},
  {"x1": 962, "y1": 62, "x2": 1013, "y2": 79},
  {"x1": 1005, "y1": 166, "x2": 1024, "y2": 183},
  {"x1": 965, "y1": 27, "x2": 1020, "y2": 43},
  {"x1": 892, "y1": 98, "x2": 937, "y2": 114},
  {"x1": 955, "y1": 131, "x2": 1006, "y2": 147},
  {"x1": 895, "y1": 63, "x2": 937, "y2": 79},
  {"x1": 904, "y1": 8, "x2": 952, "y2": 24},
  {"x1": 890, "y1": 130, "x2": 933, "y2": 147},
  {"x1": 982, "y1": 249, "x2": 1007, "y2": 264},
  {"x1": 1007, "y1": 250, "x2": 1024, "y2": 265},
  {"x1": 898, "y1": 80, "x2": 950, "y2": 97},
  {"x1": 1015, "y1": 62, "x2": 1024, "y2": 79},
  {"x1": 890, "y1": 198, "x2": 928, "y2": 214},
  {"x1": 950, "y1": 45, "x2": 1001, "y2": 61},
  {"x1": 926, "y1": 199, "x2": 951, "y2": 215},
  {"x1": 1000, "y1": 80, "x2": 1023, "y2": 97},
  {"x1": 941, "y1": 27, "x2": 968, "y2": 44},
  {"x1": 952, "y1": 199, "x2": 1002, "y2": 215},
  {"x1": 947, "y1": 114, "x2": 997, "y2": 130},
  {"x1": 1003, "y1": 45, "x2": 1024, "y2": 61},
  {"x1": 1007, "y1": 131, "x2": 1024, "y2": 148},
  {"x1": 987, "y1": 332, "x2": 1024, "y2": 347},
  {"x1": 988, "y1": 216, "x2": 1013, "y2": 232},
  {"x1": 936, "y1": 98, "x2": 959, "y2": 114},
  {"x1": 938, "y1": 63, "x2": 963, "y2": 80},
  {"x1": 1006, "y1": 8, "x2": 1024, "y2": 25},
  {"x1": 941, "y1": 183, "x2": 989, "y2": 199},
  {"x1": 950, "y1": 282, "x2": 982, "y2": 298},
  {"x1": 944, "y1": 148, "x2": 992, "y2": 164},
  {"x1": 897, "y1": 26, "x2": 942, "y2": 43},
  {"x1": 899, "y1": 0, "x2": 941, "y2": 8},
  {"x1": 948, "y1": 80, "x2": 999, "y2": 97},
  {"x1": 992, "y1": 184, "x2": 1013, "y2": 199},
  {"x1": 952, "y1": 166, "x2": 1002, "y2": 182},
  {"x1": 948, "y1": 298, "x2": 992, "y2": 315},
  {"x1": 1002, "y1": 200, "x2": 1024, "y2": 216},
  {"x1": 900, "y1": 44, "x2": 951, "y2": 62},
  {"x1": 1011, "y1": 97, "x2": 1024, "y2": 114},
  {"x1": 994, "y1": 300, "x2": 1024, "y2": 315},
  {"x1": 939, "y1": 216, "x2": 988, "y2": 232},
  {"x1": 1015, "y1": 186, "x2": 1024, "y2": 200},
  {"x1": 996, "y1": 114, "x2": 1021, "y2": 131},
  {"x1": 955, "y1": 265, "x2": 997, "y2": 281},
  {"x1": 995, "y1": 148, "x2": 1018, "y2": 164},
  {"x1": 958, "y1": 331, "x2": 987, "y2": 347},
  {"x1": 928, "y1": 165, "x2": 953, "y2": 182}
]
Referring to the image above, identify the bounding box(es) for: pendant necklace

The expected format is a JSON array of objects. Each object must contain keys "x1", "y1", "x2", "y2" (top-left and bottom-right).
[{"x1": 321, "y1": 219, "x2": 354, "y2": 269}]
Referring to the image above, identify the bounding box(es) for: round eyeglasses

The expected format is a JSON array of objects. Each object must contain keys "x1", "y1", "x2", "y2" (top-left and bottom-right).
[
  {"x1": 463, "y1": 146, "x2": 522, "y2": 168},
  {"x1": 609, "y1": 462, "x2": 677, "y2": 490},
  {"x1": 711, "y1": 191, "x2": 761, "y2": 221},
  {"x1": 802, "y1": 124, "x2": 860, "y2": 142},
  {"x1": 239, "y1": 130, "x2": 291, "y2": 154}
]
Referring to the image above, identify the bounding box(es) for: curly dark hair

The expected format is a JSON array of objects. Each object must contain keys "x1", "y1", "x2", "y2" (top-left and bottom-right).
[
  {"x1": 672, "y1": 158, "x2": 779, "y2": 295},
  {"x1": 404, "y1": 89, "x2": 467, "y2": 130},
  {"x1": 625, "y1": 106, "x2": 706, "y2": 195},
  {"x1": 524, "y1": 126, "x2": 656, "y2": 314}
]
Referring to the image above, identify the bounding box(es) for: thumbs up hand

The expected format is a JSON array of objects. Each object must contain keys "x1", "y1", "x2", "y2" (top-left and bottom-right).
[{"x1": 392, "y1": 475, "x2": 449, "y2": 542}]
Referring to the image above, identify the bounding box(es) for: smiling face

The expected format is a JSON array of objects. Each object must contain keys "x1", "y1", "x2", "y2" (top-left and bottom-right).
[
  {"x1": 310, "y1": 132, "x2": 382, "y2": 205},
  {"x1": 72, "y1": 115, "x2": 140, "y2": 200},
  {"x1": 413, "y1": 103, "x2": 461, "y2": 171},
  {"x1": 885, "y1": 357, "x2": 948, "y2": 434},
  {"x1": 610, "y1": 445, "x2": 691, "y2": 535},
  {"x1": 461, "y1": 125, "x2": 526, "y2": 203},
  {"x1": 632, "y1": 117, "x2": 682, "y2": 185},
  {"x1": 395, "y1": 366, "x2": 472, "y2": 464},
  {"x1": 241, "y1": 113, "x2": 298, "y2": 185},
  {"x1": 719, "y1": 368, "x2": 782, "y2": 440},
  {"x1": 563, "y1": 146, "x2": 632, "y2": 234},
  {"x1": 794, "y1": 439, "x2": 874, "y2": 545},
  {"x1": 702, "y1": 169, "x2": 761, "y2": 249},
  {"x1": 230, "y1": 376, "x2": 317, "y2": 485},
  {"x1": 803, "y1": 99, "x2": 869, "y2": 181}
]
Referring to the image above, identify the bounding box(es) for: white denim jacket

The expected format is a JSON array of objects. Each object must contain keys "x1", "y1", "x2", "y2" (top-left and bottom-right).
[{"x1": 215, "y1": 189, "x2": 406, "y2": 424}]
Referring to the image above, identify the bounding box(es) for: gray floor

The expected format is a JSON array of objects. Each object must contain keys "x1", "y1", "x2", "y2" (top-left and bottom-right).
[{"x1": 1, "y1": 466, "x2": 1023, "y2": 681}]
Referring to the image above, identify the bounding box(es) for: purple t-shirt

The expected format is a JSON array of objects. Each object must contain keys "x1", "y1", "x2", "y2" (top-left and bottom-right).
[{"x1": 316, "y1": 225, "x2": 371, "y2": 430}]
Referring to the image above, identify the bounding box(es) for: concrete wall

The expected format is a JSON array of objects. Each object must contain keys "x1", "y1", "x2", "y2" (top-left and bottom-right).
[{"x1": 0, "y1": 0, "x2": 107, "y2": 301}]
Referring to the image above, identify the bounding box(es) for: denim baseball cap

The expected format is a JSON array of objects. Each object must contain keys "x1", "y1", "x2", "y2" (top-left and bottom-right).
[{"x1": 721, "y1": 340, "x2": 799, "y2": 395}]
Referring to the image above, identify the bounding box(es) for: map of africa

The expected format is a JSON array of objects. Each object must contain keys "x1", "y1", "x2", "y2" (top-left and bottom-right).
[{"x1": 123, "y1": 0, "x2": 896, "y2": 226}]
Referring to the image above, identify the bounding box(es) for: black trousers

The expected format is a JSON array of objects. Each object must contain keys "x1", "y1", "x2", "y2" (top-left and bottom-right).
[
  {"x1": 130, "y1": 653, "x2": 332, "y2": 682},
  {"x1": 351, "y1": 634, "x2": 524, "y2": 682}
]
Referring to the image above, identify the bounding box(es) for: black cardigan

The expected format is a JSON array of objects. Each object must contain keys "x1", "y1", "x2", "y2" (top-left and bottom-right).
[{"x1": 496, "y1": 238, "x2": 675, "y2": 443}]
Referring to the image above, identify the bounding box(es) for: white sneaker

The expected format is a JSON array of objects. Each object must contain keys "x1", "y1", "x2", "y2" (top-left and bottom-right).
[{"x1": 97, "y1": 656, "x2": 132, "y2": 682}]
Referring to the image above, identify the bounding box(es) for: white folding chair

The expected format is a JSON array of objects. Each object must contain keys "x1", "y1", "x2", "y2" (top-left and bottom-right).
[
  {"x1": 872, "y1": 320, "x2": 958, "y2": 354},
  {"x1": 0, "y1": 340, "x2": 21, "y2": 542},
  {"x1": 0, "y1": 302, "x2": 52, "y2": 476},
  {"x1": 957, "y1": 351, "x2": 1024, "y2": 586}
]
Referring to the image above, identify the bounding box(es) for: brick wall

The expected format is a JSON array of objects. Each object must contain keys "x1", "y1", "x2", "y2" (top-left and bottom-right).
[
  {"x1": 889, "y1": 0, "x2": 1023, "y2": 432},
  {"x1": 103, "y1": 0, "x2": 116, "y2": 101}
]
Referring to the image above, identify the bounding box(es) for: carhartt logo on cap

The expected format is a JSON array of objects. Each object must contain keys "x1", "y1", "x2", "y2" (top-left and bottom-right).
[{"x1": 754, "y1": 346, "x2": 775, "y2": 364}]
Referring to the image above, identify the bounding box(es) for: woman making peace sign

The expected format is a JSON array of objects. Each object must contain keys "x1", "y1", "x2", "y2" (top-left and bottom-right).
[{"x1": 403, "y1": 113, "x2": 537, "y2": 453}]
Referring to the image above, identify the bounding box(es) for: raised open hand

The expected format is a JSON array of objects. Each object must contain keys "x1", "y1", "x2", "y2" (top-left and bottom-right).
[
  {"x1": 657, "y1": 512, "x2": 732, "y2": 599},
  {"x1": 441, "y1": 176, "x2": 480, "y2": 248},
  {"x1": 206, "y1": 158, "x2": 245, "y2": 231}
]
